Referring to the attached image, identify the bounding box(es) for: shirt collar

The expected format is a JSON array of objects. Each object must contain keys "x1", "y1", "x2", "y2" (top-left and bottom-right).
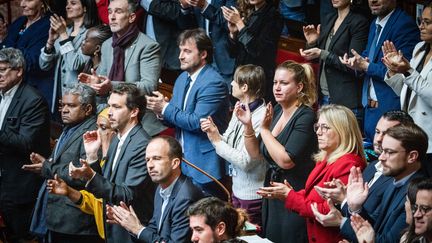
[
  {"x1": 375, "y1": 9, "x2": 395, "y2": 28},
  {"x1": 117, "y1": 125, "x2": 135, "y2": 143},
  {"x1": 188, "y1": 65, "x2": 205, "y2": 83},
  {"x1": 375, "y1": 161, "x2": 383, "y2": 173},
  {"x1": 393, "y1": 170, "x2": 418, "y2": 188},
  {"x1": 0, "y1": 82, "x2": 20, "y2": 99},
  {"x1": 159, "y1": 176, "x2": 179, "y2": 201}
]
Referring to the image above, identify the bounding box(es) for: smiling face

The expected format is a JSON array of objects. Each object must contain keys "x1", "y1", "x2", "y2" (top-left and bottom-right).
[
  {"x1": 315, "y1": 116, "x2": 340, "y2": 154},
  {"x1": 66, "y1": 0, "x2": 85, "y2": 20},
  {"x1": 414, "y1": 190, "x2": 432, "y2": 236},
  {"x1": 273, "y1": 68, "x2": 303, "y2": 105},
  {"x1": 20, "y1": 0, "x2": 44, "y2": 19},
  {"x1": 108, "y1": 0, "x2": 135, "y2": 36},
  {"x1": 420, "y1": 7, "x2": 432, "y2": 43}
]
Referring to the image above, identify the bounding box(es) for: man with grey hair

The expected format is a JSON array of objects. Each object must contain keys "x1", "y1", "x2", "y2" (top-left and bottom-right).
[
  {"x1": 79, "y1": 0, "x2": 166, "y2": 137},
  {"x1": 24, "y1": 83, "x2": 102, "y2": 242},
  {"x1": 0, "y1": 47, "x2": 50, "y2": 242}
]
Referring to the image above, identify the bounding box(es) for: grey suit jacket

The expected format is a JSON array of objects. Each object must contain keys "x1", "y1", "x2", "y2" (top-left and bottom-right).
[
  {"x1": 41, "y1": 116, "x2": 99, "y2": 235},
  {"x1": 86, "y1": 124, "x2": 155, "y2": 243},
  {"x1": 137, "y1": 174, "x2": 205, "y2": 242},
  {"x1": 98, "y1": 32, "x2": 166, "y2": 136}
]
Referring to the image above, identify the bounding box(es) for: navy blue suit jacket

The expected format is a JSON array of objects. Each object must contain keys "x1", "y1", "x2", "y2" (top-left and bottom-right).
[
  {"x1": 137, "y1": 174, "x2": 205, "y2": 242},
  {"x1": 340, "y1": 161, "x2": 392, "y2": 242},
  {"x1": 1, "y1": 15, "x2": 54, "y2": 109},
  {"x1": 361, "y1": 8, "x2": 419, "y2": 141},
  {"x1": 356, "y1": 170, "x2": 425, "y2": 242},
  {"x1": 163, "y1": 65, "x2": 229, "y2": 183}
]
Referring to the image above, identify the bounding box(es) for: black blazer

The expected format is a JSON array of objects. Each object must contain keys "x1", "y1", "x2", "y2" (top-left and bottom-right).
[
  {"x1": 41, "y1": 116, "x2": 99, "y2": 235},
  {"x1": 313, "y1": 11, "x2": 369, "y2": 109},
  {"x1": 138, "y1": 174, "x2": 205, "y2": 242},
  {"x1": 87, "y1": 124, "x2": 155, "y2": 243},
  {"x1": 0, "y1": 82, "x2": 50, "y2": 204},
  {"x1": 145, "y1": 0, "x2": 197, "y2": 71}
]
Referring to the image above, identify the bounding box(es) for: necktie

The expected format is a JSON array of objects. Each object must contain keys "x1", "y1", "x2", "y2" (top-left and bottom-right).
[
  {"x1": 182, "y1": 76, "x2": 192, "y2": 108},
  {"x1": 368, "y1": 24, "x2": 382, "y2": 61}
]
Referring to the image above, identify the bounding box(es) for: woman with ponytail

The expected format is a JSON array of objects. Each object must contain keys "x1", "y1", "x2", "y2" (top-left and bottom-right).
[{"x1": 238, "y1": 60, "x2": 318, "y2": 242}]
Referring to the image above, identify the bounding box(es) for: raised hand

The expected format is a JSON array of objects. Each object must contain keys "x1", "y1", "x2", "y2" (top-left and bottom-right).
[
  {"x1": 257, "y1": 180, "x2": 293, "y2": 201},
  {"x1": 351, "y1": 214, "x2": 375, "y2": 243},
  {"x1": 314, "y1": 178, "x2": 347, "y2": 204},
  {"x1": 89, "y1": 76, "x2": 112, "y2": 96},
  {"x1": 311, "y1": 199, "x2": 343, "y2": 227},
  {"x1": 261, "y1": 102, "x2": 273, "y2": 131},
  {"x1": 234, "y1": 101, "x2": 252, "y2": 126},
  {"x1": 50, "y1": 14, "x2": 68, "y2": 40},
  {"x1": 381, "y1": 40, "x2": 410, "y2": 75},
  {"x1": 221, "y1": 6, "x2": 244, "y2": 31},
  {"x1": 78, "y1": 68, "x2": 101, "y2": 85},
  {"x1": 346, "y1": 167, "x2": 369, "y2": 212},
  {"x1": 47, "y1": 174, "x2": 69, "y2": 196},
  {"x1": 340, "y1": 49, "x2": 369, "y2": 72},
  {"x1": 303, "y1": 24, "x2": 320, "y2": 45},
  {"x1": 110, "y1": 201, "x2": 144, "y2": 236},
  {"x1": 69, "y1": 159, "x2": 95, "y2": 181},
  {"x1": 145, "y1": 91, "x2": 167, "y2": 116},
  {"x1": 22, "y1": 152, "x2": 47, "y2": 173},
  {"x1": 200, "y1": 116, "x2": 221, "y2": 143},
  {"x1": 299, "y1": 47, "x2": 322, "y2": 60},
  {"x1": 83, "y1": 130, "x2": 101, "y2": 161}
]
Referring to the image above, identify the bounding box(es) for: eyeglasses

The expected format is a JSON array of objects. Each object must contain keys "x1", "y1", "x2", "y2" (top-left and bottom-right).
[
  {"x1": 381, "y1": 148, "x2": 406, "y2": 158},
  {"x1": 417, "y1": 17, "x2": 432, "y2": 27},
  {"x1": 412, "y1": 204, "x2": 432, "y2": 215},
  {"x1": 313, "y1": 123, "x2": 331, "y2": 133},
  {"x1": 0, "y1": 66, "x2": 11, "y2": 75}
]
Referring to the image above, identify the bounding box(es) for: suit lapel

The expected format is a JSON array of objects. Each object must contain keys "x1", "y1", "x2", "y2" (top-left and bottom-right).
[
  {"x1": 319, "y1": 16, "x2": 336, "y2": 47},
  {"x1": 184, "y1": 65, "x2": 209, "y2": 107},
  {"x1": 2, "y1": 83, "x2": 24, "y2": 130},
  {"x1": 329, "y1": 14, "x2": 351, "y2": 50},
  {"x1": 305, "y1": 161, "x2": 330, "y2": 192},
  {"x1": 158, "y1": 175, "x2": 185, "y2": 233},
  {"x1": 124, "y1": 37, "x2": 139, "y2": 70},
  {"x1": 103, "y1": 137, "x2": 119, "y2": 178},
  {"x1": 109, "y1": 125, "x2": 139, "y2": 181},
  {"x1": 372, "y1": 9, "x2": 401, "y2": 61}
]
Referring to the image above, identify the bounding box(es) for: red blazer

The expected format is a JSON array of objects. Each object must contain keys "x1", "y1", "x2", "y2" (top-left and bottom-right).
[{"x1": 285, "y1": 153, "x2": 366, "y2": 243}]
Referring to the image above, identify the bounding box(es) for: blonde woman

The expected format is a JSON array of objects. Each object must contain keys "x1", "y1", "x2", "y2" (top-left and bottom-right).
[
  {"x1": 258, "y1": 105, "x2": 366, "y2": 243},
  {"x1": 237, "y1": 61, "x2": 317, "y2": 242}
]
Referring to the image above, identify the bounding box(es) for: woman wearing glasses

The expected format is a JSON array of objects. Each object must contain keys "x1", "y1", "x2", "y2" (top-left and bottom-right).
[
  {"x1": 258, "y1": 104, "x2": 366, "y2": 243},
  {"x1": 382, "y1": 1, "x2": 432, "y2": 175},
  {"x1": 238, "y1": 60, "x2": 317, "y2": 242}
]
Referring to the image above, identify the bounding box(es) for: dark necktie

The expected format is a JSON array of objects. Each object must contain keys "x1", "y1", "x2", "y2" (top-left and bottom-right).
[
  {"x1": 368, "y1": 24, "x2": 382, "y2": 61},
  {"x1": 182, "y1": 76, "x2": 192, "y2": 108},
  {"x1": 403, "y1": 45, "x2": 431, "y2": 111}
]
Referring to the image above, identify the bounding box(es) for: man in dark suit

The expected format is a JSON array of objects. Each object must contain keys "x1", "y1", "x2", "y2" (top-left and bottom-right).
[
  {"x1": 346, "y1": 123, "x2": 427, "y2": 242},
  {"x1": 146, "y1": 28, "x2": 230, "y2": 199},
  {"x1": 106, "y1": 136, "x2": 205, "y2": 242},
  {"x1": 24, "y1": 83, "x2": 100, "y2": 242},
  {"x1": 69, "y1": 83, "x2": 155, "y2": 243},
  {"x1": 341, "y1": 0, "x2": 420, "y2": 144},
  {"x1": 0, "y1": 48, "x2": 50, "y2": 242}
]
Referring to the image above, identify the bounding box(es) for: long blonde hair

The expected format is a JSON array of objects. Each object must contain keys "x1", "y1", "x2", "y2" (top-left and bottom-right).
[{"x1": 314, "y1": 105, "x2": 365, "y2": 163}]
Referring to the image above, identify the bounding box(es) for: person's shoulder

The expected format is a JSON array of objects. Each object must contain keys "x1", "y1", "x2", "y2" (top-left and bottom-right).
[
  {"x1": 138, "y1": 32, "x2": 159, "y2": 46},
  {"x1": 176, "y1": 175, "x2": 206, "y2": 199}
]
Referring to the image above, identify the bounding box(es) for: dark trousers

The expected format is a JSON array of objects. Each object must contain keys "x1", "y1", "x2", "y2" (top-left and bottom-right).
[{"x1": 0, "y1": 200, "x2": 35, "y2": 243}]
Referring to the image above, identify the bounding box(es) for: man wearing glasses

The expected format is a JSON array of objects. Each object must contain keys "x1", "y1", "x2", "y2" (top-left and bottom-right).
[
  {"x1": 345, "y1": 123, "x2": 427, "y2": 242},
  {"x1": 413, "y1": 178, "x2": 432, "y2": 242}
]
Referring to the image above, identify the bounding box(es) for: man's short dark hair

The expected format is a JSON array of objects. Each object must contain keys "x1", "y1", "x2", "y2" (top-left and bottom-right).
[
  {"x1": 151, "y1": 136, "x2": 182, "y2": 161},
  {"x1": 178, "y1": 28, "x2": 213, "y2": 64},
  {"x1": 111, "y1": 83, "x2": 146, "y2": 122},
  {"x1": 187, "y1": 197, "x2": 245, "y2": 239},
  {"x1": 417, "y1": 178, "x2": 432, "y2": 192},
  {"x1": 384, "y1": 123, "x2": 428, "y2": 162},
  {"x1": 382, "y1": 110, "x2": 414, "y2": 125}
]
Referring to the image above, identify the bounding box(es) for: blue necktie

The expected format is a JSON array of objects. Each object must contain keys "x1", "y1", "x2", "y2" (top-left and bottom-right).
[
  {"x1": 182, "y1": 76, "x2": 192, "y2": 108},
  {"x1": 362, "y1": 24, "x2": 383, "y2": 107}
]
